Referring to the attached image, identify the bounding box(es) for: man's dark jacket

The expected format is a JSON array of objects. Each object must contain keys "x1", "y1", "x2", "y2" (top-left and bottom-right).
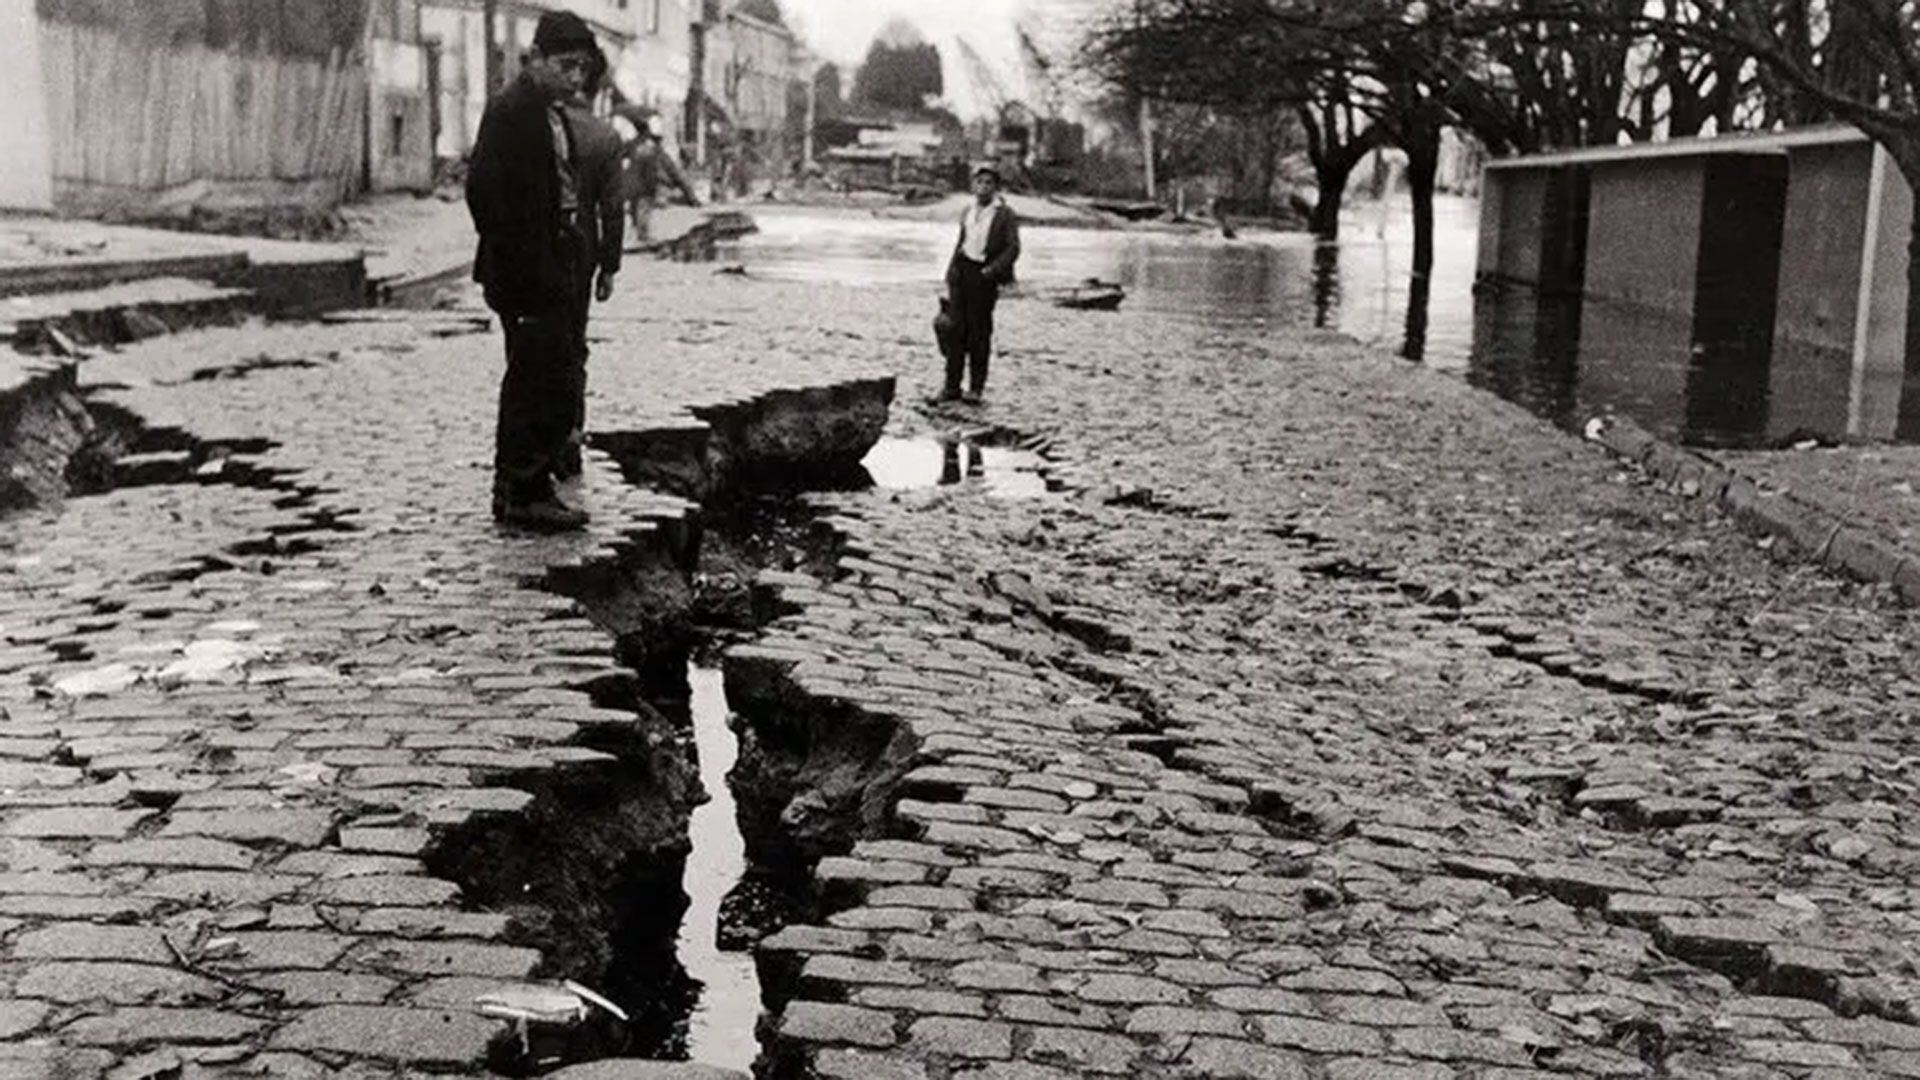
[
  {"x1": 945, "y1": 203, "x2": 1021, "y2": 286},
  {"x1": 466, "y1": 74, "x2": 576, "y2": 314},
  {"x1": 566, "y1": 104, "x2": 625, "y2": 284}
]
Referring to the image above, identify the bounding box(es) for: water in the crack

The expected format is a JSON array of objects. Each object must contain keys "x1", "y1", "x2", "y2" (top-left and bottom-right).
[
  {"x1": 862, "y1": 436, "x2": 1049, "y2": 498},
  {"x1": 679, "y1": 662, "x2": 760, "y2": 1071}
]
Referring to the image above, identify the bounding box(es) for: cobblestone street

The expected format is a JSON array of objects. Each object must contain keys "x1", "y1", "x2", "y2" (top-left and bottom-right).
[{"x1": 2, "y1": 255, "x2": 1919, "y2": 1078}]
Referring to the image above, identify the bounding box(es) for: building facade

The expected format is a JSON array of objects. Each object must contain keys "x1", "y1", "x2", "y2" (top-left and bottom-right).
[
  {"x1": 690, "y1": 2, "x2": 799, "y2": 191},
  {"x1": 421, "y1": 0, "x2": 678, "y2": 161},
  {"x1": 369, "y1": 0, "x2": 435, "y2": 192}
]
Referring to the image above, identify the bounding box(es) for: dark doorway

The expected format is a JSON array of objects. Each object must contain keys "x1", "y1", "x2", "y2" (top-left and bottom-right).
[{"x1": 1685, "y1": 155, "x2": 1789, "y2": 446}]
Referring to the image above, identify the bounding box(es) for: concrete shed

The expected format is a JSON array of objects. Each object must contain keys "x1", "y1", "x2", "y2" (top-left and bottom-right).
[{"x1": 1478, "y1": 127, "x2": 1913, "y2": 443}]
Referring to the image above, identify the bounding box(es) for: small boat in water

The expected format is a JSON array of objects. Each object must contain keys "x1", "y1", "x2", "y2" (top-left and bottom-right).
[{"x1": 1048, "y1": 278, "x2": 1126, "y2": 311}]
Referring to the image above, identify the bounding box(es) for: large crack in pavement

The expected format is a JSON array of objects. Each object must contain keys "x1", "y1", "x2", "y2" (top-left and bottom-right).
[{"x1": 0, "y1": 305, "x2": 898, "y2": 1077}]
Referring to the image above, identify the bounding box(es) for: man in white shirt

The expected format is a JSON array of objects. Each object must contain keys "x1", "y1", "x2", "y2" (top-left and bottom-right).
[{"x1": 941, "y1": 164, "x2": 1021, "y2": 403}]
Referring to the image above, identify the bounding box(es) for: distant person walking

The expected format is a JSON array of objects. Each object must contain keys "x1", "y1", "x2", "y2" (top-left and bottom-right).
[
  {"x1": 465, "y1": 10, "x2": 604, "y2": 530},
  {"x1": 623, "y1": 116, "x2": 701, "y2": 244},
  {"x1": 940, "y1": 163, "x2": 1021, "y2": 403}
]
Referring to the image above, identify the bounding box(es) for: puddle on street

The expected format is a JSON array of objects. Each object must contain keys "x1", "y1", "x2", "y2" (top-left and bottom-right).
[
  {"x1": 677, "y1": 663, "x2": 760, "y2": 1071},
  {"x1": 862, "y1": 437, "x2": 1050, "y2": 498}
]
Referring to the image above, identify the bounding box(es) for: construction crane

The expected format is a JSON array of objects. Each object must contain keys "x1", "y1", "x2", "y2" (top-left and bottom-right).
[
  {"x1": 955, "y1": 37, "x2": 1013, "y2": 120},
  {"x1": 1015, "y1": 20, "x2": 1064, "y2": 122}
]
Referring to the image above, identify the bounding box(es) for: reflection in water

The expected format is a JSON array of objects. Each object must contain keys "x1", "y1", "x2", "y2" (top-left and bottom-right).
[
  {"x1": 1469, "y1": 283, "x2": 1826, "y2": 449},
  {"x1": 863, "y1": 436, "x2": 1050, "y2": 498},
  {"x1": 1468, "y1": 284, "x2": 1583, "y2": 431},
  {"x1": 1311, "y1": 243, "x2": 1340, "y2": 329},
  {"x1": 1401, "y1": 274, "x2": 1432, "y2": 362}
]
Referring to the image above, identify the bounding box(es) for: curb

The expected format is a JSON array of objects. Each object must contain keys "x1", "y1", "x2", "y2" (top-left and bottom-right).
[{"x1": 1587, "y1": 413, "x2": 1920, "y2": 604}]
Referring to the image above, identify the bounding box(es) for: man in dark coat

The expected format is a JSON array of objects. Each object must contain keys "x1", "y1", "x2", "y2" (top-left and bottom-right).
[
  {"x1": 465, "y1": 10, "x2": 604, "y2": 529},
  {"x1": 557, "y1": 64, "x2": 626, "y2": 479},
  {"x1": 941, "y1": 163, "x2": 1021, "y2": 404}
]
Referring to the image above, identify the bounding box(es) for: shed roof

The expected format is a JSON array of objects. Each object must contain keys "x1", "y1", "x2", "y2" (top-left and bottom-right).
[{"x1": 1485, "y1": 124, "x2": 1867, "y2": 171}]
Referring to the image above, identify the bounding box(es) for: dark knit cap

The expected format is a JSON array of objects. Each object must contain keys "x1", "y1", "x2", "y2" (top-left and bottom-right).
[{"x1": 533, "y1": 10, "x2": 597, "y2": 54}]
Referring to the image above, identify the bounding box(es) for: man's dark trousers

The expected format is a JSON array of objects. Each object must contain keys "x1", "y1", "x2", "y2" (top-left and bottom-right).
[
  {"x1": 947, "y1": 256, "x2": 997, "y2": 395},
  {"x1": 491, "y1": 237, "x2": 588, "y2": 504}
]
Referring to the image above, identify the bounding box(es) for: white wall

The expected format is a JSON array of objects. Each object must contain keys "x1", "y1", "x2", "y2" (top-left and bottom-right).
[{"x1": 0, "y1": 2, "x2": 54, "y2": 211}]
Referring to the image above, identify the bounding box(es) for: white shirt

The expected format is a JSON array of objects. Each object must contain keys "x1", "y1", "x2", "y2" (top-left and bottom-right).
[{"x1": 959, "y1": 199, "x2": 1003, "y2": 262}]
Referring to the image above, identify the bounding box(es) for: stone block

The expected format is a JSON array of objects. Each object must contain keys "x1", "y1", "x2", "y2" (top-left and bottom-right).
[
  {"x1": 15, "y1": 961, "x2": 219, "y2": 1005},
  {"x1": 1073, "y1": 973, "x2": 1189, "y2": 1005},
  {"x1": 1256, "y1": 1016, "x2": 1386, "y2": 1055},
  {"x1": 1170, "y1": 1037, "x2": 1310, "y2": 1079},
  {"x1": 84, "y1": 838, "x2": 256, "y2": 870},
  {"x1": 779, "y1": 1001, "x2": 898, "y2": 1049},
  {"x1": 1655, "y1": 916, "x2": 1781, "y2": 976},
  {"x1": 1125, "y1": 1006, "x2": 1247, "y2": 1036},
  {"x1": 159, "y1": 809, "x2": 333, "y2": 846},
  {"x1": 270, "y1": 1004, "x2": 498, "y2": 1066},
  {"x1": 5, "y1": 807, "x2": 154, "y2": 839},
  {"x1": 813, "y1": 1050, "x2": 928, "y2": 1080},
  {"x1": 60, "y1": 1006, "x2": 264, "y2": 1046},
  {"x1": 903, "y1": 1017, "x2": 1013, "y2": 1060}
]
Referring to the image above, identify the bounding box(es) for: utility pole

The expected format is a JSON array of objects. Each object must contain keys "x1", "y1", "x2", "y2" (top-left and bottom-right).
[
  {"x1": 482, "y1": 0, "x2": 500, "y2": 98},
  {"x1": 803, "y1": 62, "x2": 817, "y2": 169},
  {"x1": 1132, "y1": 0, "x2": 1156, "y2": 200},
  {"x1": 688, "y1": 1, "x2": 711, "y2": 167}
]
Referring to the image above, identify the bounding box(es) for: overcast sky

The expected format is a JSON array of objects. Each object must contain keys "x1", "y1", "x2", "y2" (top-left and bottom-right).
[{"x1": 780, "y1": 0, "x2": 1101, "y2": 119}]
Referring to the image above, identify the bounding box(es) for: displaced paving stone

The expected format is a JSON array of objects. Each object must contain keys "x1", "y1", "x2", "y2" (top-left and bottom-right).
[
  {"x1": 254, "y1": 970, "x2": 398, "y2": 1005},
  {"x1": 59, "y1": 1006, "x2": 265, "y2": 1046},
  {"x1": 160, "y1": 809, "x2": 334, "y2": 846},
  {"x1": 12, "y1": 923, "x2": 172, "y2": 964},
  {"x1": 15, "y1": 962, "x2": 221, "y2": 1005},
  {"x1": 1072, "y1": 973, "x2": 1189, "y2": 1005},
  {"x1": 0, "y1": 1000, "x2": 52, "y2": 1039},
  {"x1": 1125, "y1": 1006, "x2": 1248, "y2": 1036},
  {"x1": 271, "y1": 1004, "x2": 499, "y2": 1066},
  {"x1": 905, "y1": 1017, "x2": 1013, "y2": 1060},
  {"x1": 544, "y1": 1063, "x2": 751, "y2": 1080},
  {"x1": 5, "y1": 808, "x2": 155, "y2": 839},
  {"x1": 1255, "y1": 1016, "x2": 1387, "y2": 1056},
  {"x1": 1172, "y1": 1037, "x2": 1312, "y2": 1079},
  {"x1": 84, "y1": 837, "x2": 257, "y2": 870},
  {"x1": 347, "y1": 939, "x2": 539, "y2": 978},
  {"x1": 780, "y1": 1002, "x2": 899, "y2": 1049},
  {"x1": 814, "y1": 1049, "x2": 929, "y2": 1080}
]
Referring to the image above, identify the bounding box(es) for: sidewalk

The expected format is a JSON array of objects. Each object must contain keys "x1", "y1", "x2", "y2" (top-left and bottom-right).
[
  {"x1": 1590, "y1": 416, "x2": 1920, "y2": 605},
  {"x1": 0, "y1": 250, "x2": 1917, "y2": 1077},
  {"x1": 0, "y1": 215, "x2": 362, "y2": 308}
]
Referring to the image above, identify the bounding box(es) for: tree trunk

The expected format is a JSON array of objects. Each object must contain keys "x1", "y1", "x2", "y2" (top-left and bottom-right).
[
  {"x1": 1310, "y1": 162, "x2": 1352, "y2": 241},
  {"x1": 1402, "y1": 130, "x2": 1440, "y2": 361},
  {"x1": 1406, "y1": 134, "x2": 1439, "y2": 280}
]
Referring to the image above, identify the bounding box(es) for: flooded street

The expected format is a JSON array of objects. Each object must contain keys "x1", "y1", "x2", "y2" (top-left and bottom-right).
[
  {"x1": 723, "y1": 197, "x2": 1850, "y2": 450},
  {"x1": 723, "y1": 197, "x2": 1481, "y2": 364}
]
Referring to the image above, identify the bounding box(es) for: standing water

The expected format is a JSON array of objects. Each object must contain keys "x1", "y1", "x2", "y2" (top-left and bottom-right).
[
  {"x1": 677, "y1": 663, "x2": 760, "y2": 1071},
  {"x1": 862, "y1": 436, "x2": 1051, "y2": 497}
]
